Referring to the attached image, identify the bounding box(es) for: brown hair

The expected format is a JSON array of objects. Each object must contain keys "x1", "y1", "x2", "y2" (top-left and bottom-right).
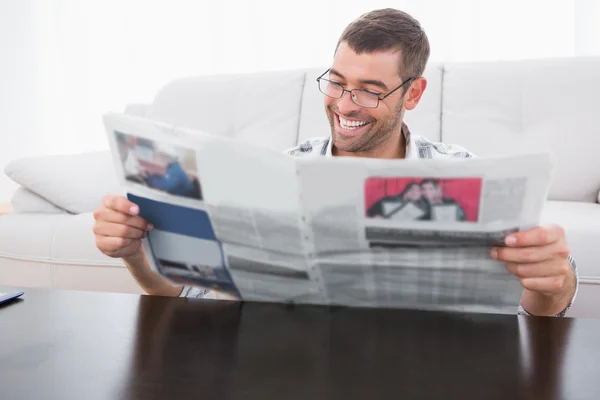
[{"x1": 336, "y1": 8, "x2": 430, "y2": 80}]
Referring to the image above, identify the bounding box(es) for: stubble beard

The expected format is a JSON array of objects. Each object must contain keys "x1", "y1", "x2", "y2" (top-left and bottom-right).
[{"x1": 327, "y1": 103, "x2": 405, "y2": 154}]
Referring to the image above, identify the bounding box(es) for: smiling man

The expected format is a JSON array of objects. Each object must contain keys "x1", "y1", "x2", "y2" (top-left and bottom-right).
[
  {"x1": 93, "y1": 8, "x2": 578, "y2": 316},
  {"x1": 284, "y1": 8, "x2": 578, "y2": 317}
]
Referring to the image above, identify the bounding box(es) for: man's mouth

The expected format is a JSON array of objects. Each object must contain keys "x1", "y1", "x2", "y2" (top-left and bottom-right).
[{"x1": 335, "y1": 113, "x2": 371, "y2": 135}]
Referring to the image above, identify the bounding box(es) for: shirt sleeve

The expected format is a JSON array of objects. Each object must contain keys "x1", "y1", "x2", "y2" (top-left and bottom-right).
[
  {"x1": 518, "y1": 254, "x2": 579, "y2": 317},
  {"x1": 179, "y1": 285, "x2": 208, "y2": 299}
]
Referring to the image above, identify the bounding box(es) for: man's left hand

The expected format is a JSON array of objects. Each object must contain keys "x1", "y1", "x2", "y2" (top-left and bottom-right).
[{"x1": 491, "y1": 225, "x2": 577, "y2": 316}]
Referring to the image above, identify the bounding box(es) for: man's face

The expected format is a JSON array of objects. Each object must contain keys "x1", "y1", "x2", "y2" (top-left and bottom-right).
[
  {"x1": 404, "y1": 184, "x2": 422, "y2": 201},
  {"x1": 421, "y1": 182, "x2": 442, "y2": 204},
  {"x1": 324, "y1": 42, "x2": 408, "y2": 153}
]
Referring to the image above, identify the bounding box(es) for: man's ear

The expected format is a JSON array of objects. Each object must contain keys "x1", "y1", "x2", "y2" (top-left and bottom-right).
[{"x1": 403, "y1": 77, "x2": 427, "y2": 111}]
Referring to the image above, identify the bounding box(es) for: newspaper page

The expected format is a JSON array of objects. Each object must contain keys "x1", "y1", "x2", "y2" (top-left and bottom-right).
[
  {"x1": 104, "y1": 113, "x2": 325, "y2": 304},
  {"x1": 103, "y1": 113, "x2": 555, "y2": 314},
  {"x1": 297, "y1": 155, "x2": 552, "y2": 314}
]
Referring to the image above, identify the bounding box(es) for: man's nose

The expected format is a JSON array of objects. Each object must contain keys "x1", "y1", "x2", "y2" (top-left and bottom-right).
[{"x1": 336, "y1": 90, "x2": 362, "y2": 116}]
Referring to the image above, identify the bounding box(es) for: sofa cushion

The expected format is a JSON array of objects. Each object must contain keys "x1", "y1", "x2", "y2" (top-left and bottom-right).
[
  {"x1": 442, "y1": 57, "x2": 600, "y2": 202},
  {"x1": 0, "y1": 212, "x2": 124, "y2": 267},
  {"x1": 0, "y1": 212, "x2": 144, "y2": 294},
  {"x1": 147, "y1": 70, "x2": 306, "y2": 152},
  {"x1": 11, "y1": 187, "x2": 66, "y2": 214},
  {"x1": 540, "y1": 200, "x2": 600, "y2": 282},
  {"x1": 4, "y1": 151, "x2": 120, "y2": 214}
]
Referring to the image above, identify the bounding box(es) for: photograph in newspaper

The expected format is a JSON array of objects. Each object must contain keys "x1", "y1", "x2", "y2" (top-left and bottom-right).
[
  {"x1": 114, "y1": 131, "x2": 202, "y2": 200},
  {"x1": 365, "y1": 177, "x2": 482, "y2": 222},
  {"x1": 128, "y1": 194, "x2": 240, "y2": 298}
]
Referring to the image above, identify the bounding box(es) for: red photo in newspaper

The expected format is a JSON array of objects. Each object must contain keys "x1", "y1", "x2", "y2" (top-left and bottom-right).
[{"x1": 364, "y1": 177, "x2": 482, "y2": 222}]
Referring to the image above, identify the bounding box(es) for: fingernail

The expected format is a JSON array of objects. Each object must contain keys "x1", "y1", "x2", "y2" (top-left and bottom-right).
[
  {"x1": 129, "y1": 206, "x2": 139, "y2": 215},
  {"x1": 505, "y1": 236, "x2": 517, "y2": 246},
  {"x1": 147, "y1": 224, "x2": 154, "y2": 231},
  {"x1": 491, "y1": 248, "x2": 498, "y2": 259}
]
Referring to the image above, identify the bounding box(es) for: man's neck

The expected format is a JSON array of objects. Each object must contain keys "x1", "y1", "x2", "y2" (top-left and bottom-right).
[{"x1": 332, "y1": 130, "x2": 406, "y2": 159}]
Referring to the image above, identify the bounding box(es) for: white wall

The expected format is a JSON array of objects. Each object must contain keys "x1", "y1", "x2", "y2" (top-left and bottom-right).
[
  {"x1": 0, "y1": 1, "x2": 44, "y2": 199},
  {"x1": 1, "y1": 0, "x2": 599, "y2": 200},
  {"x1": 574, "y1": 0, "x2": 600, "y2": 56}
]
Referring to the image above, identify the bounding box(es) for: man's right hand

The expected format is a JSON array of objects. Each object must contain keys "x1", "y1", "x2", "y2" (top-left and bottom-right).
[
  {"x1": 93, "y1": 195, "x2": 183, "y2": 297},
  {"x1": 93, "y1": 195, "x2": 153, "y2": 259}
]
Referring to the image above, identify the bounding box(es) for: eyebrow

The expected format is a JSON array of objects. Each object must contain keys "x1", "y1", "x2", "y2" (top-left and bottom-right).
[{"x1": 329, "y1": 68, "x2": 390, "y2": 91}]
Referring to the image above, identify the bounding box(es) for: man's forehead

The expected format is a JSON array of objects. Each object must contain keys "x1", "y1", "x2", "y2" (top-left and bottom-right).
[{"x1": 331, "y1": 42, "x2": 404, "y2": 82}]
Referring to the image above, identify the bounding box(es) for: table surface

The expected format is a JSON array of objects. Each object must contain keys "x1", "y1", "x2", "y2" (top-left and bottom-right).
[{"x1": 1, "y1": 287, "x2": 600, "y2": 400}]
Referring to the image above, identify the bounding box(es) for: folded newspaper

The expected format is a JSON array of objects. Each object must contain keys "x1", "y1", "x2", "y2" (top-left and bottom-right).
[{"x1": 103, "y1": 113, "x2": 555, "y2": 314}]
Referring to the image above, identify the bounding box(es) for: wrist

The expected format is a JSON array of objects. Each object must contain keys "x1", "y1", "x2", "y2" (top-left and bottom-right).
[
  {"x1": 521, "y1": 263, "x2": 577, "y2": 316},
  {"x1": 123, "y1": 247, "x2": 183, "y2": 296},
  {"x1": 122, "y1": 246, "x2": 147, "y2": 269}
]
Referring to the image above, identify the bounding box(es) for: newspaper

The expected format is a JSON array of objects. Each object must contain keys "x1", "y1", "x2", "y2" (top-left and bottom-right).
[{"x1": 103, "y1": 112, "x2": 555, "y2": 314}]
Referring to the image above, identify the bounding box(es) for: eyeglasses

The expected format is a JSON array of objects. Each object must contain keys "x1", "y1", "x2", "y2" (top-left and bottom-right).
[{"x1": 316, "y1": 68, "x2": 415, "y2": 109}]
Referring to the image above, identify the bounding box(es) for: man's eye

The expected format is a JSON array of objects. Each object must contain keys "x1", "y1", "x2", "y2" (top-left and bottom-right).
[{"x1": 364, "y1": 90, "x2": 382, "y2": 96}]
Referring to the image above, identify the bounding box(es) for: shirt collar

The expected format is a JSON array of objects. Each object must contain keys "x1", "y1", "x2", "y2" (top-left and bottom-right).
[{"x1": 325, "y1": 122, "x2": 416, "y2": 159}]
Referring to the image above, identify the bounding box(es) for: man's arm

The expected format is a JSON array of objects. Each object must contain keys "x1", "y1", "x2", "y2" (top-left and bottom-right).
[{"x1": 123, "y1": 248, "x2": 184, "y2": 297}]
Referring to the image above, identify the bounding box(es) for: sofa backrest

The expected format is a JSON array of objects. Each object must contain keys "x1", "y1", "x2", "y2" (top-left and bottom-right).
[
  {"x1": 146, "y1": 69, "x2": 306, "y2": 152},
  {"x1": 442, "y1": 56, "x2": 600, "y2": 203},
  {"x1": 141, "y1": 57, "x2": 600, "y2": 202},
  {"x1": 145, "y1": 64, "x2": 445, "y2": 152}
]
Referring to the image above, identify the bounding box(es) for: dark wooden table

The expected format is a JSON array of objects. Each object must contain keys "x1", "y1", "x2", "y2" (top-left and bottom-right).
[{"x1": 1, "y1": 287, "x2": 599, "y2": 400}]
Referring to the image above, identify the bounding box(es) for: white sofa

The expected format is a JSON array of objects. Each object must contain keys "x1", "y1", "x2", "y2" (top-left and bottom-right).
[{"x1": 2, "y1": 57, "x2": 600, "y2": 298}]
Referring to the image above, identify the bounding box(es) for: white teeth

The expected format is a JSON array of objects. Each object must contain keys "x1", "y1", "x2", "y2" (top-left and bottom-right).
[{"x1": 339, "y1": 116, "x2": 367, "y2": 129}]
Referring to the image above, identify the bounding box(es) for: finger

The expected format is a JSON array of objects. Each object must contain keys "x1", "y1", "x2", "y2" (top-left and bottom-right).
[
  {"x1": 93, "y1": 221, "x2": 146, "y2": 239},
  {"x1": 94, "y1": 207, "x2": 152, "y2": 231},
  {"x1": 492, "y1": 244, "x2": 556, "y2": 264},
  {"x1": 102, "y1": 195, "x2": 140, "y2": 216},
  {"x1": 504, "y1": 225, "x2": 563, "y2": 247},
  {"x1": 505, "y1": 259, "x2": 568, "y2": 279},
  {"x1": 96, "y1": 236, "x2": 135, "y2": 253},
  {"x1": 519, "y1": 276, "x2": 567, "y2": 295}
]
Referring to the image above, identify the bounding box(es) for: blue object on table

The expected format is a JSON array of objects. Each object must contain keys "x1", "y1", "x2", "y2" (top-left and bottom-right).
[{"x1": 0, "y1": 291, "x2": 24, "y2": 305}]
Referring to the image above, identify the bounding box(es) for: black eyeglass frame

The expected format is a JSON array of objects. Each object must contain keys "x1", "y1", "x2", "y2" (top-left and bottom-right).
[{"x1": 316, "y1": 68, "x2": 416, "y2": 108}]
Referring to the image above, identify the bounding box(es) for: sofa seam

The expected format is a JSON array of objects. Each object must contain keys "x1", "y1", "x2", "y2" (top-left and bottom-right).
[
  {"x1": 0, "y1": 251, "x2": 125, "y2": 268},
  {"x1": 439, "y1": 65, "x2": 445, "y2": 142},
  {"x1": 294, "y1": 71, "x2": 307, "y2": 145}
]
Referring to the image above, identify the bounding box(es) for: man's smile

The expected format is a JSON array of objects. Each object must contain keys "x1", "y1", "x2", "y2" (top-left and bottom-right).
[{"x1": 334, "y1": 112, "x2": 372, "y2": 136}]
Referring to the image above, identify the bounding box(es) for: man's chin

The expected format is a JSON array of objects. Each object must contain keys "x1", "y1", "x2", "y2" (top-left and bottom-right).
[{"x1": 332, "y1": 129, "x2": 368, "y2": 152}]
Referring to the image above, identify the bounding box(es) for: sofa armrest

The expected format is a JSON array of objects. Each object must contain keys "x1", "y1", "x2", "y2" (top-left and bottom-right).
[
  {"x1": 4, "y1": 151, "x2": 120, "y2": 214},
  {"x1": 10, "y1": 187, "x2": 67, "y2": 214}
]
